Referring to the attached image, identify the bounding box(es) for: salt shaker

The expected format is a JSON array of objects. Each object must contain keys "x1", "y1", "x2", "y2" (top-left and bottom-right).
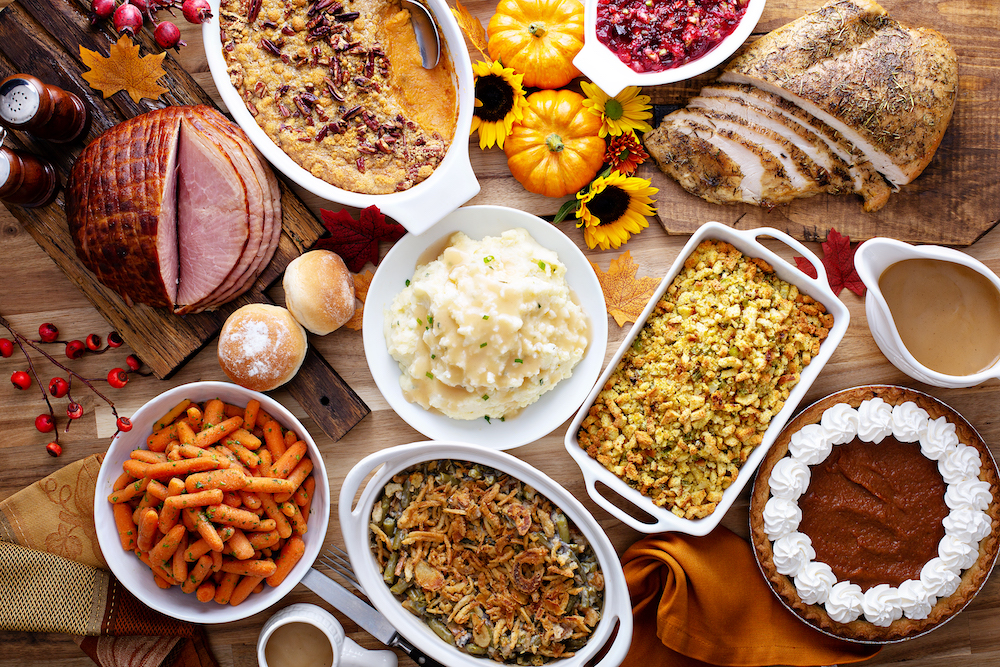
[
  {"x1": 0, "y1": 74, "x2": 89, "y2": 143},
  {"x1": 0, "y1": 133, "x2": 58, "y2": 208}
]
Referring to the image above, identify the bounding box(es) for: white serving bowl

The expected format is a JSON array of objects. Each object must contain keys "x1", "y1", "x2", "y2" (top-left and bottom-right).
[
  {"x1": 855, "y1": 237, "x2": 1000, "y2": 388},
  {"x1": 573, "y1": 0, "x2": 767, "y2": 96},
  {"x1": 362, "y1": 205, "x2": 608, "y2": 449},
  {"x1": 564, "y1": 222, "x2": 850, "y2": 536},
  {"x1": 339, "y1": 442, "x2": 632, "y2": 667},
  {"x1": 94, "y1": 381, "x2": 330, "y2": 623},
  {"x1": 203, "y1": 0, "x2": 479, "y2": 236}
]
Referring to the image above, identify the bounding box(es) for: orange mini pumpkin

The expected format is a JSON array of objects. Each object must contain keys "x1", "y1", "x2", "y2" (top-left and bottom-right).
[
  {"x1": 504, "y1": 89, "x2": 605, "y2": 198},
  {"x1": 487, "y1": 0, "x2": 585, "y2": 90}
]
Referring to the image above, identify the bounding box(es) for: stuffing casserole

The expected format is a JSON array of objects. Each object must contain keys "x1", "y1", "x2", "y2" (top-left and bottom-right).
[
  {"x1": 369, "y1": 460, "x2": 604, "y2": 664},
  {"x1": 577, "y1": 240, "x2": 833, "y2": 519}
]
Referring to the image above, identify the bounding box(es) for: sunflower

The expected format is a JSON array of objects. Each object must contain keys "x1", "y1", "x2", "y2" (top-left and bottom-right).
[
  {"x1": 604, "y1": 131, "x2": 650, "y2": 175},
  {"x1": 580, "y1": 82, "x2": 653, "y2": 138},
  {"x1": 471, "y1": 60, "x2": 528, "y2": 150},
  {"x1": 576, "y1": 171, "x2": 657, "y2": 250}
]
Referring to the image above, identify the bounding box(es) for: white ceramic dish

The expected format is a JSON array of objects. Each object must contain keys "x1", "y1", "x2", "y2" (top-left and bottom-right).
[
  {"x1": 94, "y1": 381, "x2": 330, "y2": 623},
  {"x1": 572, "y1": 0, "x2": 767, "y2": 97},
  {"x1": 564, "y1": 222, "x2": 850, "y2": 536},
  {"x1": 855, "y1": 237, "x2": 1000, "y2": 388},
  {"x1": 339, "y1": 442, "x2": 632, "y2": 667},
  {"x1": 202, "y1": 0, "x2": 479, "y2": 235},
  {"x1": 362, "y1": 205, "x2": 608, "y2": 449}
]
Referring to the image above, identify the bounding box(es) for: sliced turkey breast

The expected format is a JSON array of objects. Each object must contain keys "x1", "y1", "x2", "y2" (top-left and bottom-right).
[{"x1": 722, "y1": 0, "x2": 957, "y2": 187}]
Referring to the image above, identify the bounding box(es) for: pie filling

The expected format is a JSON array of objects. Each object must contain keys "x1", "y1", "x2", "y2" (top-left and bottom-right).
[{"x1": 764, "y1": 399, "x2": 994, "y2": 627}]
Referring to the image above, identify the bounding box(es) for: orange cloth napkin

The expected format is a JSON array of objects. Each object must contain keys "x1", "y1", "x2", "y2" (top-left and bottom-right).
[
  {"x1": 621, "y1": 527, "x2": 880, "y2": 667},
  {"x1": 0, "y1": 454, "x2": 218, "y2": 667}
]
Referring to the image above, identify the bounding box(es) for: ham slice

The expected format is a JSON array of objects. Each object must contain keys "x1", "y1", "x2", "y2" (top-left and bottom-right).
[{"x1": 67, "y1": 105, "x2": 281, "y2": 314}]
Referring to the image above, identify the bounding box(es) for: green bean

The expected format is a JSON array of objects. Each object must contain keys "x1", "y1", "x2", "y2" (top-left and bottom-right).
[
  {"x1": 465, "y1": 644, "x2": 487, "y2": 655},
  {"x1": 391, "y1": 531, "x2": 402, "y2": 551},
  {"x1": 382, "y1": 516, "x2": 396, "y2": 537},
  {"x1": 400, "y1": 479, "x2": 411, "y2": 508},
  {"x1": 553, "y1": 512, "x2": 570, "y2": 543},
  {"x1": 427, "y1": 619, "x2": 455, "y2": 645},
  {"x1": 565, "y1": 638, "x2": 587, "y2": 651},
  {"x1": 383, "y1": 551, "x2": 398, "y2": 585},
  {"x1": 389, "y1": 578, "x2": 409, "y2": 596},
  {"x1": 469, "y1": 465, "x2": 482, "y2": 480}
]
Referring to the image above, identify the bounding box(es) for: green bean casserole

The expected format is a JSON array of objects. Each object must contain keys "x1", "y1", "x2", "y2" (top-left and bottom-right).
[{"x1": 369, "y1": 460, "x2": 604, "y2": 664}]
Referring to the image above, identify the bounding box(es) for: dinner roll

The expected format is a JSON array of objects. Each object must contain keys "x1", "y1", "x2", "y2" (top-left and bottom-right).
[
  {"x1": 217, "y1": 304, "x2": 307, "y2": 391},
  {"x1": 282, "y1": 250, "x2": 355, "y2": 335}
]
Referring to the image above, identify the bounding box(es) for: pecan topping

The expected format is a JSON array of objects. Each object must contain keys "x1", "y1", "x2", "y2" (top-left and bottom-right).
[
  {"x1": 259, "y1": 37, "x2": 281, "y2": 56},
  {"x1": 335, "y1": 10, "x2": 359, "y2": 21},
  {"x1": 342, "y1": 104, "x2": 362, "y2": 120},
  {"x1": 248, "y1": 0, "x2": 262, "y2": 23}
]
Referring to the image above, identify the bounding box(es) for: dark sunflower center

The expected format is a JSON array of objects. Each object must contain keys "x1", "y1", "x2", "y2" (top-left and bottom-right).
[
  {"x1": 475, "y1": 74, "x2": 515, "y2": 122},
  {"x1": 589, "y1": 185, "x2": 631, "y2": 225}
]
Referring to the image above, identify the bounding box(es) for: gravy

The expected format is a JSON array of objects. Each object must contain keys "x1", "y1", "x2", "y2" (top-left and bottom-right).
[
  {"x1": 263, "y1": 622, "x2": 334, "y2": 667},
  {"x1": 879, "y1": 258, "x2": 1000, "y2": 375}
]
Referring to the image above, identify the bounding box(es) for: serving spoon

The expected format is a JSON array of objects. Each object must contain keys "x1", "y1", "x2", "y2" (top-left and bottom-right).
[{"x1": 402, "y1": 0, "x2": 440, "y2": 69}]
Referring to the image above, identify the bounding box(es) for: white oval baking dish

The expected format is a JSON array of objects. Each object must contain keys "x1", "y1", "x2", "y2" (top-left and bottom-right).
[
  {"x1": 563, "y1": 221, "x2": 850, "y2": 536},
  {"x1": 203, "y1": 0, "x2": 479, "y2": 236},
  {"x1": 339, "y1": 442, "x2": 633, "y2": 667}
]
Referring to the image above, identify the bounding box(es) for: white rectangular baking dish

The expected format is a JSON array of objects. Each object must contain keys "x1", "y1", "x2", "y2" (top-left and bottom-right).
[{"x1": 563, "y1": 221, "x2": 850, "y2": 536}]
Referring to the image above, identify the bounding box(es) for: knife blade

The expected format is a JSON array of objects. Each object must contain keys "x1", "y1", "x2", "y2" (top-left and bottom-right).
[{"x1": 301, "y1": 567, "x2": 447, "y2": 667}]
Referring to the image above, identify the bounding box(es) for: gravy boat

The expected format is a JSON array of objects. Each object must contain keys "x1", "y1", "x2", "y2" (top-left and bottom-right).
[{"x1": 855, "y1": 238, "x2": 1000, "y2": 387}]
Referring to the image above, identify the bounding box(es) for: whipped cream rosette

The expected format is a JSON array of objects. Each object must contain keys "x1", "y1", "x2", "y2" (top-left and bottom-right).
[{"x1": 750, "y1": 386, "x2": 1000, "y2": 643}]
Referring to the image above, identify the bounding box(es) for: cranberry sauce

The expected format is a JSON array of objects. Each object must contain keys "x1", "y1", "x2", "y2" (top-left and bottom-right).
[{"x1": 596, "y1": 0, "x2": 748, "y2": 73}]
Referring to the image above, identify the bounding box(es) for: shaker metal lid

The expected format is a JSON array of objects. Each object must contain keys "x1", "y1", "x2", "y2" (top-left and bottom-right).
[{"x1": 0, "y1": 78, "x2": 40, "y2": 125}]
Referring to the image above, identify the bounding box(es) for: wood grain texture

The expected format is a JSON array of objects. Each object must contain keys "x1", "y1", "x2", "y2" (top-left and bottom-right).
[{"x1": 3, "y1": 1, "x2": 1000, "y2": 666}]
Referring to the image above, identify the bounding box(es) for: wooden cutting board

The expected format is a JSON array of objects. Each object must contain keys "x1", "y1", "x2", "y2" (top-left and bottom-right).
[
  {"x1": 459, "y1": 0, "x2": 1000, "y2": 246},
  {"x1": 0, "y1": 0, "x2": 369, "y2": 441}
]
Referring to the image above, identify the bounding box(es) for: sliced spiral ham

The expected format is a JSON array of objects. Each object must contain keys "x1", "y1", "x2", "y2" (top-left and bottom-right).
[{"x1": 67, "y1": 105, "x2": 281, "y2": 314}]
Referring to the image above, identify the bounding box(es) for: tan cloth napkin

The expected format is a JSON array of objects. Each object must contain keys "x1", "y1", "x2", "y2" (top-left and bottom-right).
[
  {"x1": 0, "y1": 454, "x2": 218, "y2": 667},
  {"x1": 621, "y1": 528, "x2": 881, "y2": 667}
]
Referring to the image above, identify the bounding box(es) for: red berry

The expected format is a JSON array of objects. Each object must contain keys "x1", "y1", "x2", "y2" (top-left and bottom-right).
[
  {"x1": 114, "y1": 2, "x2": 144, "y2": 35},
  {"x1": 67, "y1": 402, "x2": 84, "y2": 420},
  {"x1": 35, "y1": 414, "x2": 55, "y2": 433},
  {"x1": 65, "y1": 339, "x2": 85, "y2": 360},
  {"x1": 107, "y1": 331, "x2": 124, "y2": 348},
  {"x1": 0, "y1": 338, "x2": 12, "y2": 357},
  {"x1": 154, "y1": 20, "x2": 185, "y2": 49},
  {"x1": 86, "y1": 333, "x2": 102, "y2": 351},
  {"x1": 48, "y1": 376, "x2": 69, "y2": 398},
  {"x1": 38, "y1": 323, "x2": 58, "y2": 342},
  {"x1": 11, "y1": 370, "x2": 31, "y2": 390},
  {"x1": 125, "y1": 354, "x2": 142, "y2": 371},
  {"x1": 116, "y1": 416, "x2": 133, "y2": 432},
  {"x1": 131, "y1": 0, "x2": 150, "y2": 12},
  {"x1": 107, "y1": 368, "x2": 129, "y2": 389},
  {"x1": 91, "y1": 0, "x2": 115, "y2": 19},
  {"x1": 182, "y1": 0, "x2": 212, "y2": 24},
  {"x1": 46, "y1": 442, "x2": 62, "y2": 457}
]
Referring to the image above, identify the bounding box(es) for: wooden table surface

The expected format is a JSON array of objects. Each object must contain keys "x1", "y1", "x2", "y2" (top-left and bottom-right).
[{"x1": 2, "y1": 1, "x2": 1000, "y2": 666}]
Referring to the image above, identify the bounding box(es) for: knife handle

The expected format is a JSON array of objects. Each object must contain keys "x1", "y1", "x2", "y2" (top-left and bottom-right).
[{"x1": 389, "y1": 632, "x2": 447, "y2": 667}]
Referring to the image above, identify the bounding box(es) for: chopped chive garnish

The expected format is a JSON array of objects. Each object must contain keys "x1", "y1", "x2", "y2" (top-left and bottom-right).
[
  {"x1": 482, "y1": 394, "x2": 489, "y2": 400},
  {"x1": 482, "y1": 315, "x2": 489, "y2": 320},
  {"x1": 538, "y1": 261, "x2": 546, "y2": 270},
  {"x1": 485, "y1": 416, "x2": 491, "y2": 424},
  {"x1": 426, "y1": 372, "x2": 434, "y2": 379},
  {"x1": 480, "y1": 342, "x2": 487, "y2": 348},
  {"x1": 514, "y1": 358, "x2": 523, "y2": 363},
  {"x1": 405, "y1": 279, "x2": 410, "y2": 286},
  {"x1": 431, "y1": 354, "x2": 436, "y2": 359}
]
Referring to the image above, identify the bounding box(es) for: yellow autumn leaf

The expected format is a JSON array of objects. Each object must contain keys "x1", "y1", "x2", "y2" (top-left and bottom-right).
[
  {"x1": 81, "y1": 35, "x2": 168, "y2": 104},
  {"x1": 451, "y1": 1, "x2": 488, "y2": 58},
  {"x1": 343, "y1": 270, "x2": 374, "y2": 331},
  {"x1": 590, "y1": 251, "x2": 659, "y2": 327}
]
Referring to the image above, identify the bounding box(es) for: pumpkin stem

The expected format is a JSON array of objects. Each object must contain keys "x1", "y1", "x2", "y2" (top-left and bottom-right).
[
  {"x1": 528, "y1": 21, "x2": 547, "y2": 37},
  {"x1": 545, "y1": 133, "x2": 564, "y2": 152}
]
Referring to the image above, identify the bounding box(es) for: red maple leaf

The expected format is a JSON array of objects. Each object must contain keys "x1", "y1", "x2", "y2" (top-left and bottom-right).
[
  {"x1": 794, "y1": 228, "x2": 866, "y2": 297},
  {"x1": 315, "y1": 206, "x2": 406, "y2": 273}
]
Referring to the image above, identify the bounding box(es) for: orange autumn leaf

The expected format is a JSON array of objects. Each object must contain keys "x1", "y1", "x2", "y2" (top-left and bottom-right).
[
  {"x1": 590, "y1": 251, "x2": 659, "y2": 327},
  {"x1": 81, "y1": 35, "x2": 168, "y2": 104},
  {"x1": 451, "y1": 1, "x2": 488, "y2": 57},
  {"x1": 343, "y1": 270, "x2": 374, "y2": 331}
]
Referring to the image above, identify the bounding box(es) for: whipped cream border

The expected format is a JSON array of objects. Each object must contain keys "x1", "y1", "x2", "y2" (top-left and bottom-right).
[{"x1": 764, "y1": 398, "x2": 994, "y2": 627}]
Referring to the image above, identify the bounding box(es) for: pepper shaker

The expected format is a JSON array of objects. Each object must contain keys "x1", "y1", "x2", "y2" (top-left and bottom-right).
[
  {"x1": 0, "y1": 74, "x2": 89, "y2": 143},
  {"x1": 0, "y1": 132, "x2": 58, "y2": 208}
]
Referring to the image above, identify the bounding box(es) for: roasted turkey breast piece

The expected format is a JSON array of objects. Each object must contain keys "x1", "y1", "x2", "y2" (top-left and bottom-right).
[{"x1": 722, "y1": 0, "x2": 958, "y2": 187}]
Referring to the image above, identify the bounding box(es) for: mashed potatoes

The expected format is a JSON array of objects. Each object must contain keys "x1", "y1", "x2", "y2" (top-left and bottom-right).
[{"x1": 384, "y1": 229, "x2": 589, "y2": 420}]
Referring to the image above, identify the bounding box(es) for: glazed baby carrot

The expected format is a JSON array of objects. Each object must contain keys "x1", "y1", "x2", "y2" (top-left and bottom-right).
[
  {"x1": 271, "y1": 442, "x2": 307, "y2": 479},
  {"x1": 202, "y1": 399, "x2": 226, "y2": 431},
  {"x1": 221, "y1": 559, "x2": 277, "y2": 577},
  {"x1": 182, "y1": 554, "x2": 214, "y2": 594},
  {"x1": 293, "y1": 476, "x2": 315, "y2": 508},
  {"x1": 158, "y1": 478, "x2": 186, "y2": 534},
  {"x1": 149, "y1": 524, "x2": 187, "y2": 566},
  {"x1": 247, "y1": 529, "x2": 280, "y2": 550},
  {"x1": 225, "y1": 529, "x2": 255, "y2": 560},
  {"x1": 213, "y1": 572, "x2": 240, "y2": 605},
  {"x1": 154, "y1": 399, "x2": 191, "y2": 432},
  {"x1": 261, "y1": 420, "x2": 285, "y2": 459},
  {"x1": 176, "y1": 421, "x2": 197, "y2": 446},
  {"x1": 243, "y1": 476, "x2": 295, "y2": 494},
  {"x1": 243, "y1": 399, "x2": 260, "y2": 431},
  {"x1": 259, "y1": 494, "x2": 293, "y2": 539},
  {"x1": 136, "y1": 508, "x2": 158, "y2": 552},
  {"x1": 108, "y1": 477, "x2": 149, "y2": 504},
  {"x1": 142, "y1": 457, "x2": 229, "y2": 479},
  {"x1": 230, "y1": 575, "x2": 264, "y2": 606},
  {"x1": 196, "y1": 581, "x2": 216, "y2": 603},
  {"x1": 206, "y1": 504, "x2": 261, "y2": 531},
  {"x1": 280, "y1": 501, "x2": 308, "y2": 535},
  {"x1": 266, "y1": 536, "x2": 305, "y2": 588},
  {"x1": 113, "y1": 502, "x2": 137, "y2": 551},
  {"x1": 185, "y1": 468, "x2": 247, "y2": 493},
  {"x1": 129, "y1": 449, "x2": 166, "y2": 464},
  {"x1": 274, "y1": 459, "x2": 313, "y2": 503},
  {"x1": 165, "y1": 489, "x2": 225, "y2": 511},
  {"x1": 223, "y1": 437, "x2": 261, "y2": 468},
  {"x1": 192, "y1": 416, "x2": 243, "y2": 448}
]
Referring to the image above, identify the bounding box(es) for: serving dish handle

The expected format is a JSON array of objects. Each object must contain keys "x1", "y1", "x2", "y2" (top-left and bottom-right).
[
  {"x1": 380, "y1": 154, "x2": 481, "y2": 236},
  {"x1": 737, "y1": 227, "x2": 830, "y2": 288}
]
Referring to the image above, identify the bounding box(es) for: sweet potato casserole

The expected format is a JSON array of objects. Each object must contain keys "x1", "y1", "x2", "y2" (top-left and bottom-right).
[
  {"x1": 220, "y1": 0, "x2": 457, "y2": 194},
  {"x1": 369, "y1": 460, "x2": 604, "y2": 664},
  {"x1": 577, "y1": 240, "x2": 833, "y2": 519}
]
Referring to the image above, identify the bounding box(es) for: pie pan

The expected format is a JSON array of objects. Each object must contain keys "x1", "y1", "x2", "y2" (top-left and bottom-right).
[
  {"x1": 564, "y1": 221, "x2": 850, "y2": 535},
  {"x1": 94, "y1": 381, "x2": 330, "y2": 623},
  {"x1": 202, "y1": 0, "x2": 479, "y2": 235},
  {"x1": 363, "y1": 205, "x2": 608, "y2": 450},
  {"x1": 339, "y1": 441, "x2": 632, "y2": 667},
  {"x1": 749, "y1": 385, "x2": 1000, "y2": 643}
]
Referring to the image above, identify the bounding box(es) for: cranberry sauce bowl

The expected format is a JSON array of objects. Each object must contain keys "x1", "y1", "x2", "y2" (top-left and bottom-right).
[{"x1": 573, "y1": 0, "x2": 766, "y2": 96}]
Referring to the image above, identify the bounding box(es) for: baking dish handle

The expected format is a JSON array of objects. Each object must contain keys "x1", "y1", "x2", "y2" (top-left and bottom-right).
[
  {"x1": 340, "y1": 447, "x2": 411, "y2": 523},
  {"x1": 380, "y1": 154, "x2": 481, "y2": 236},
  {"x1": 581, "y1": 465, "x2": 679, "y2": 534},
  {"x1": 590, "y1": 596, "x2": 634, "y2": 667},
  {"x1": 740, "y1": 227, "x2": 830, "y2": 288}
]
